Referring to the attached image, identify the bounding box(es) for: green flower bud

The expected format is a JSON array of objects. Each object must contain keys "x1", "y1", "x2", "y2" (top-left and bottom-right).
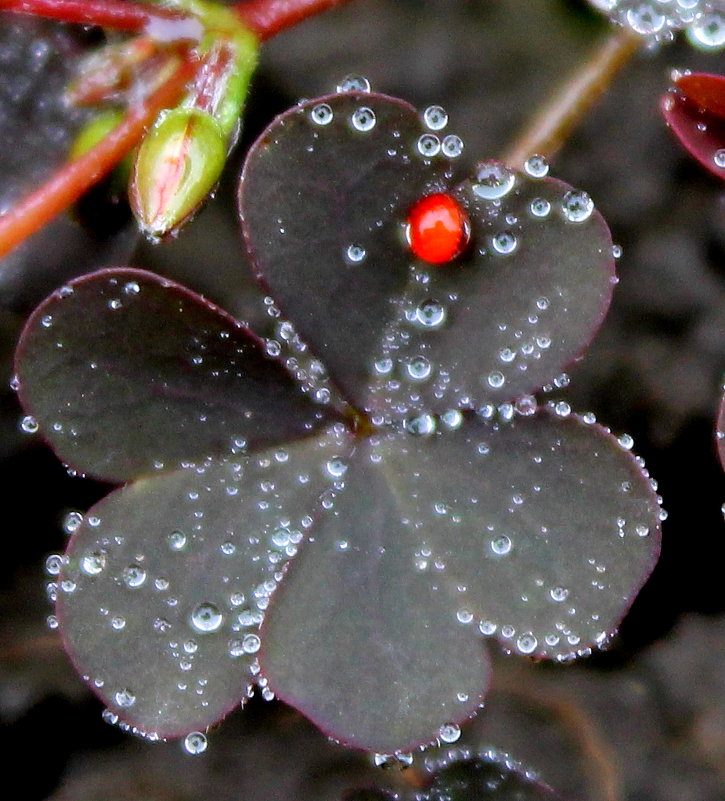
[{"x1": 129, "y1": 107, "x2": 226, "y2": 239}]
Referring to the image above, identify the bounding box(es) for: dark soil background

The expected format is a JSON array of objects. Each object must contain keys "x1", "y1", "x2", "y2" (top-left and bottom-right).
[{"x1": 0, "y1": 1, "x2": 723, "y2": 799}]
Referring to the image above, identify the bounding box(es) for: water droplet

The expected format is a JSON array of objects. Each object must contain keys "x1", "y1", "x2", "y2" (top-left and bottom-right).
[
  {"x1": 21, "y1": 415, "x2": 39, "y2": 434},
  {"x1": 45, "y1": 554, "x2": 65, "y2": 576},
  {"x1": 122, "y1": 563, "x2": 147, "y2": 588},
  {"x1": 373, "y1": 752, "x2": 414, "y2": 769},
  {"x1": 441, "y1": 134, "x2": 464, "y2": 158},
  {"x1": 405, "y1": 356, "x2": 432, "y2": 381},
  {"x1": 350, "y1": 106, "x2": 376, "y2": 132},
  {"x1": 456, "y1": 608, "x2": 474, "y2": 624},
  {"x1": 561, "y1": 189, "x2": 594, "y2": 222},
  {"x1": 183, "y1": 731, "x2": 208, "y2": 755},
  {"x1": 529, "y1": 197, "x2": 551, "y2": 218},
  {"x1": 190, "y1": 602, "x2": 223, "y2": 633},
  {"x1": 630, "y1": 5, "x2": 665, "y2": 33},
  {"x1": 115, "y1": 688, "x2": 135, "y2": 707},
  {"x1": 404, "y1": 414, "x2": 436, "y2": 436},
  {"x1": 81, "y1": 551, "x2": 106, "y2": 575},
  {"x1": 516, "y1": 632, "x2": 538, "y2": 654},
  {"x1": 479, "y1": 620, "x2": 497, "y2": 635},
  {"x1": 167, "y1": 530, "x2": 187, "y2": 551},
  {"x1": 374, "y1": 357, "x2": 393, "y2": 375},
  {"x1": 487, "y1": 371, "x2": 505, "y2": 389},
  {"x1": 550, "y1": 586, "x2": 569, "y2": 602},
  {"x1": 336, "y1": 74, "x2": 370, "y2": 93},
  {"x1": 618, "y1": 433, "x2": 634, "y2": 450},
  {"x1": 62, "y1": 511, "x2": 83, "y2": 535},
  {"x1": 438, "y1": 722, "x2": 461, "y2": 743},
  {"x1": 41, "y1": 314, "x2": 53, "y2": 328},
  {"x1": 523, "y1": 154, "x2": 549, "y2": 178},
  {"x1": 491, "y1": 231, "x2": 518, "y2": 255},
  {"x1": 46, "y1": 614, "x2": 59, "y2": 630},
  {"x1": 714, "y1": 148, "x2": 725, "y2": 168},
  {"x1": 441, "y1": 409, "x2": 463, "y2": 429},
  {"x1": 310, "y1": 103, "x2": 333, "y2": 125},
  {"x1": 472, "y1": 161, "x2": 515, "y2": 200},
  {"x1": 491, "y1": 535, "x2": 512, "y2": 555},
  {"x1": 415, "y1": 298, "x2": 446, "y2": 328},
  {"x1": 423, "y1": 105, "x2": 448, "y2": 130},
  {"x1": 690, "y1": 11, "x2": 725, "y2": 49},
  {"x1": 345, "y1": 243, "x2": 366, "y2": 263},
  {"x1": 242, "y1": 633, "x2": 261, "y2": 653},
  {"x1": 417, "y1": 133, "x2": 441, "y2": 157},
  {"x1": 635, "y1": 524, "x2": 650, "y2": 537},
  {"x1": 111, "y1": 616, "x2": 126, "y2": 630},
  {"x1": 325, "y1": 458, "x2": 348, "y2": 479}
]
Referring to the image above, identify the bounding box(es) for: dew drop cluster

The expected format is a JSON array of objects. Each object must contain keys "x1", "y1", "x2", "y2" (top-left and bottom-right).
[{"x1": 588, "y1": 0, "x2": 725, "y2": 47}]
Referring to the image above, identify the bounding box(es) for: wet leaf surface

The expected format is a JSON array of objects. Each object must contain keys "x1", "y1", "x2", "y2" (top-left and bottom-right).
[
  {"x1": 662, "y1": 84, "x2": 725, "y2": 181},
  {"x1": 241, "y1": 93, "x2": 614, "y2": 420},
  {"x1": 241, "y1": 91, "x2": 453, "y2": 416},
  {"x1": 15, "y1": 268, "x2": 338, "y2": 483},
  {"x1": 260, "y1": 431, "x2": 491, "y2": 753},
  {"x1": 418, "y1": 752, "x2": 561, "y2": 800},
  {"x1": 380, "y1": 412, "x2": 661, "y2": 659},
  {"x1": 676, "y1": 73, "x2": 725, "y2": 118},
  {"x1": 261, "y1": 411, "x2": 660, "y2": 750},
  {"x1": 56, "y1": 426, "x2": 352, "y2": 737},
  {"x1": 365, "y1": 175, "x2": 614, "y2": 417}
]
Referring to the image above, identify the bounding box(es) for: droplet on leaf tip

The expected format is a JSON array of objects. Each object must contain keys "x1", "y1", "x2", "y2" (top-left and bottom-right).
[
  {"x1": 523, "y1": 154, "x2": 549, "y2": 178},
  {"x1": 472, "y1": 161, "x2": 515, "y2": 200},
  {"x1": 335, "y1": 74, "x2": 371, "y2": 93},
  {"x1": 183, "y1": 731, "x2": 208, "y2": 755}
]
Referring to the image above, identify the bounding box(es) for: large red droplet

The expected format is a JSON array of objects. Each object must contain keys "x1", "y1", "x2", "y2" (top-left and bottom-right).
[{"x1": 407, "y1": 192, "x2": 470, "y2": 265}]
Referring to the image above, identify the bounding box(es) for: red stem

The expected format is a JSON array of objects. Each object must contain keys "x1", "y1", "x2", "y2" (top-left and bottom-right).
[
  {"x1": 0, "y1": 0, "x2": 184, "y2": 31},
  {"x1": 0, "y1": 58, "x2": 198, "y2": 260},
  {"x1": 233, "y1": 0, "x2": 355, "y2": 39},
  {"x1": 1, "y1": 0, "x2": 358, "y2": 38}
]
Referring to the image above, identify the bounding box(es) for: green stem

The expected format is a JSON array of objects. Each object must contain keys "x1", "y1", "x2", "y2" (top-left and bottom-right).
[{"x1": 0, "y1": 58, "x2": 197, "y2": 260}]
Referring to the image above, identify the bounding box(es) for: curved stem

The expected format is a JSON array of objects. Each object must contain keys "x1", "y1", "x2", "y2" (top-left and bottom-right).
[
  {"x1": 233, "y1": 0, "x2": 355, "y2": 40},
  {"x1": 501, "y1": 28, "x2": 641, "y2": 170},
  {"x1": 0, "y1": 58, "x2": 198, "y2": 260},
  {"x1": 0, "y1": 0, "x2": 185, "y2": 32}
]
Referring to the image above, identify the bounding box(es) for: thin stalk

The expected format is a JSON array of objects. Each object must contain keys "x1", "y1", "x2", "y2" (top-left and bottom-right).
[
  {"x1": 0, "y1": 0, "x2": 184, "y2": 32},
  {"x1": 233, "y1": 0, "x2": 355, "y2": 40},
  {"x1": 501, "y1": 28, "x2": 641, "y2": 170},
  {"x1": 0, "y1": 58, "x2": 197, "y2": 260}
]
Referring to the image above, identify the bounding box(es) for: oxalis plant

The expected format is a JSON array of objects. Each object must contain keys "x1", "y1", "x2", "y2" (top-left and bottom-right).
[
  {"x1": 7, "y1": 0, "x2": 725, "y2": 794},
  {"x1": 660, "y1": 68, "x2": 725, "y2": 476}
]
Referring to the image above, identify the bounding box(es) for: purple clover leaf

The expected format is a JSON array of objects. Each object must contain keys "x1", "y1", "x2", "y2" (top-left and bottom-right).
[
  {"x1": 662, "y1": 71, "x2": 725, "y2": 181},
  {"x1": 15, "y1": 91, "x2": 662, "y2": 753}
]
